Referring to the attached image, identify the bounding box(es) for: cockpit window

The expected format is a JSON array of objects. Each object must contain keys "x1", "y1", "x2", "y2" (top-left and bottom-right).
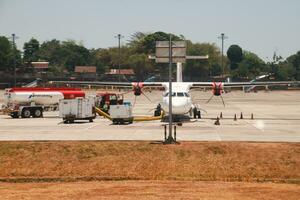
[
  {"x1": 184, "y1": 93, "x2": 190, "y2": 97},
  {"x1": 177, "y1": 92, "x2": 184, "y2": 97},
  {"x1": 164, "y1": 92, "x2": 176, "y2": 97}
]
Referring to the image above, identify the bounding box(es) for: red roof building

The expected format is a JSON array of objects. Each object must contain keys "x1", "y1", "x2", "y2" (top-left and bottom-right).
[
  {"x1": 31, "y1": 62, "x2": 49, "y2": 70},
  {"x1": 106, "y1": 69, "x2": 135, "y2": 75},
  {"x1": 75, "y1": 66, "x2": 97, "y2": 73}
]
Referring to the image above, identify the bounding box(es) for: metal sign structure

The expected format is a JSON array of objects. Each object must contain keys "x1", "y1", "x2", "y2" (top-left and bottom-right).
[
  {"x1": 155, "y1": 41, "x2": 187, "y2": 63},
  {"x1": 155, "y1": 39, "x2": 187, "y2": 144},
  {"x1": 149, "y1": 38, "x2": 209, "y2": 144},
  {"x1": 153, "y1": 39, "x2": 209, "y2": 144}
]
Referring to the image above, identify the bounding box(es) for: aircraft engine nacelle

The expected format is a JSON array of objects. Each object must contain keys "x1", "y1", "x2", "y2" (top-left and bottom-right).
[
  {"x1": 212, "y1": 82, "x2": 223, "y2": 96},
  {"x1": 132, "y1": 82, "x2": 143, "y2": 96}
]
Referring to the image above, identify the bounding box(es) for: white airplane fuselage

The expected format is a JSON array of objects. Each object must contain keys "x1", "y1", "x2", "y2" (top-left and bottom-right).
[{"x1": 160, "y1": 82, "x2": 194, "y2": 115}]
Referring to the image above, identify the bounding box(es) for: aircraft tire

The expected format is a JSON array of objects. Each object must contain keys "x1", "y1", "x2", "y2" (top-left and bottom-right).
[
  {"x1": 193, "y1": 108, "x2": 197, "y2": 119},
  {"x1": 197, "y1": 110, "x2": 201, "y2": 119}
]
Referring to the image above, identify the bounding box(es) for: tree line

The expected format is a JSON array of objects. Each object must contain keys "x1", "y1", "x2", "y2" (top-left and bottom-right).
[{"x1": 0, "y1": 31, "x2": 299, "y2": 81}]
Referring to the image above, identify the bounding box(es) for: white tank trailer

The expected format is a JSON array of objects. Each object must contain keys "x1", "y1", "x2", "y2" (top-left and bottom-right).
[{"x1": 3, "y1": 87, "x2": 85, "y2": 118}]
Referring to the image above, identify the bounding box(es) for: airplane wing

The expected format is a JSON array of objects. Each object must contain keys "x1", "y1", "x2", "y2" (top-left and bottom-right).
[
  {"x1": 190, "y1": 81, "x2": 298, "y2": 88},
  {"x1": 222, "y1": 81, "x2": 297, "y2": 87},
  {"x1": 49, "y1": 81, "x2": 164, "y2": 88},
  {"x1": 49, "y1": 80, "x2": 299, "y2": 89},
  {"x1": 50, "y1": 81, "x2": 132, "y2": 87}
]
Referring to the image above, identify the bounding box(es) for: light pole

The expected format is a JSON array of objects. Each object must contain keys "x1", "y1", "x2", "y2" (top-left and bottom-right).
[
  {"x1": 115, "y1": 34, "x2": 124, "y2": 82},
  {"x1": 11, "y1": 33, "x2": 18, "y2": 87},
  {"x1": 218, "y1": 33, "x2": 228, "y2": 78},
  {"x1": 167, "y1": 35, "x2": 174, "y2": 143}
]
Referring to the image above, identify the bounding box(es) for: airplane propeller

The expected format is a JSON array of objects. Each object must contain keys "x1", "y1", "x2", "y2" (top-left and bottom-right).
[
  {"x1": 131, "y1": 82, "x2": 153, "y2": 109},
  {"x1": 141, "y1": 92, "x2": 152, "y2": 103},
  {"x1": 206, "y1": 82, "x2": 226, "y2": 107},
  {"x1": 206, "y1": 94, "x2": 226, "y2": 107}
]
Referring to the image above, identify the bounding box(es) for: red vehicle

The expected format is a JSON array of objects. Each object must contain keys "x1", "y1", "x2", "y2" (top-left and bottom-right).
[{"x1": 96, "y1": 92, "x2": 124, "y2": 109}]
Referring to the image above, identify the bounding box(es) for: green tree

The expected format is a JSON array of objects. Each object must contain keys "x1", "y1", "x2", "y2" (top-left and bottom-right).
[
  {"x1": 128, "y1": 32, "x2": 148, "y2": 54},
  {"x1": 60, "y1": 40, "x2": 91, "y2": 72},
  {"x1": 39, "y1": 39, "x2": 62, "y2": 65},
  {"x1": 0, "y1": 36, "x2": 22, "y2": 72},
  {"x1": 23, "y1": 38, "x2": 40, "y2": 67},
  {"x1": 286, "y1": 51, "x2": 300, "y2": 80},
  {"x1": 185, "y1": 42, "x2": 222, "y2": 80},
  {"x1": 235, "y1": 51, "x2": 265, "y2": 79},
  {"x1": 227, "y1": 45, "x2": 243, "y2": 70},
  {"x1": 39, "y1": 39, "x2": 66, "y2": 74},
  {"x1": 276, "y1": 63, "x2": 295, "y2": 80},
  {"x1": 127, "y1": 53, "x2": 153, "y2": 81},
  {"x1": 89, "y1": 48, "x2": 110, "y2": 75},
  {"x1": 129, "y1": 31, "x2": 183, "y2": 54},
  {"x1": 0, "y1": 36, "x2": 13, "y2": 71}
]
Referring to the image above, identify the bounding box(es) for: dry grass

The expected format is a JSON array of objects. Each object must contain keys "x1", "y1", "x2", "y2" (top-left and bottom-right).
[
  {"x1": 0, "y1": 141, "x2": 299, "y2": 183},
  {"x1": 0, "y1": 181, "x2": 299, "y2": 200}
]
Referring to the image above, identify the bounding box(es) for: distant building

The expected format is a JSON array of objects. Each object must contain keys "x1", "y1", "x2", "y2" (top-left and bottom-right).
[
  {"x1": 31, "y1": 62, "x2": 49, "y2": 72},
  {"x1": 102, "y1": 69, "x2": 135, "y2": 81},
  {"x1": 106, "y1": 69, "x2": 135, "y2": 75},
  {"x1": 74, "y1": 66, "x2": 97, "y2": 73},
  {"x1": 74, "y1": 66, "x2": 97, "y2": 80}
]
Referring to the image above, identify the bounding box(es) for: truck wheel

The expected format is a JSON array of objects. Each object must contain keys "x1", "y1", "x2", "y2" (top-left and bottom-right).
[
  {"x1": 21, "y1": 109, "x2": 31, "y2": 118},
  {"x1": 33, "y1": 109, "x2": 43, "y2": 118}
]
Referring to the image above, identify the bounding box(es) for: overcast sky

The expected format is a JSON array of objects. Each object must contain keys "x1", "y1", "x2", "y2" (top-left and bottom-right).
[{"x1": 1, "y1": 0, "x2": 299, "y2": 60}]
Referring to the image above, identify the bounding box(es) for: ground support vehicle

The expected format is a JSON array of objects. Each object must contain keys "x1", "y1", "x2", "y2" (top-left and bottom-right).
[
  {"x1": 59, "y1": 97, "x2": 95, "y2": 123},
  {"x1": 109, "y1": 103, "x2": 133, "y2": 124}
]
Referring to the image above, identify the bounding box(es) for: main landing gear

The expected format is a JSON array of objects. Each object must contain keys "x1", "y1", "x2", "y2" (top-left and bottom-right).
[{"x1": 192, "y1": 107, "x2": 201, "y2": 119}]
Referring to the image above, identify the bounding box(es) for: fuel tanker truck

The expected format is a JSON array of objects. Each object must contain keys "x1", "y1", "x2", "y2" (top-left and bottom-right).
[{"x1": 3, "y1": 87, "x2": 85, "y2": 118}]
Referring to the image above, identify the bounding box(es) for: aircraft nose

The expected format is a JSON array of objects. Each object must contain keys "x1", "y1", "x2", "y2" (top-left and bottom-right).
[{"x1": 172, "y1": 100, "x2": 187, "y2": 114}]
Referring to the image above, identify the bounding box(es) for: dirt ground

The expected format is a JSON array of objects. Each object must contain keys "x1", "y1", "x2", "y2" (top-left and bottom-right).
[
  {"x1": 0, "y1": 180, "x2": 299, "y2": 200},
  {"x1": 0, "y1": 142, "x2": 299, "y2": 183},
  {"x1": 0, "y1": 141, "x2": 299, "y2": 199}
]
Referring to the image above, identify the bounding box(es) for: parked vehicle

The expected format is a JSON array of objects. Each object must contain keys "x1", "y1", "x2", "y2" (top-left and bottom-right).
[
  {"x1": 3, "y1": 87, "x2": 85, "y2": 118},
  {"x1": 59, "y1": 97, "x2": 95, "y2": 123}
]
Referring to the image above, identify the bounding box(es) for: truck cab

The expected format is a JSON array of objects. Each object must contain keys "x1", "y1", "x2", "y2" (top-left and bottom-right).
[{"x1": 97, "y1": 93, "x2": 124, "y2": 109}]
